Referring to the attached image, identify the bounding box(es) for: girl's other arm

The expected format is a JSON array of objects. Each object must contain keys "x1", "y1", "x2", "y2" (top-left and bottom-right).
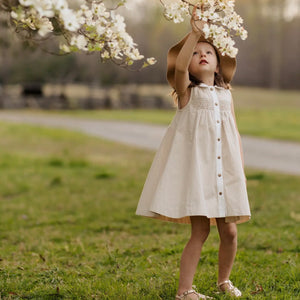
[{"x1": 175, "y1": 32, "x2": 201, "y2": 95}]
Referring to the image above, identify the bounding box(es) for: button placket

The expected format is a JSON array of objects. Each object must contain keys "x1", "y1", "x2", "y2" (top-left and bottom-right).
[{"x1": 209, "y1": 87, "x2": 225, "y2": 216}]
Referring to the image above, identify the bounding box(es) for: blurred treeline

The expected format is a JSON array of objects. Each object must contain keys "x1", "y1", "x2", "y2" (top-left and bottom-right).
[{"x1": 0, "y1": 0, "x2": 299, "y2": 89}]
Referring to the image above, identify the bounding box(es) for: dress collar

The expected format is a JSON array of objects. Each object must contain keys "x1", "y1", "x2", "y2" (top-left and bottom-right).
[{"x1": 199, "y1": 82, "x2": 225, "y2": 89}]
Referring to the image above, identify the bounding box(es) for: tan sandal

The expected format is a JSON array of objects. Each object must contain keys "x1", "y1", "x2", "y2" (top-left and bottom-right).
[
  {"x1": 217, "y1": 280, "x2": 242, "y2": 297},
  {"x1": 175, "y1": 289, "x2": 214, "y2": 300}
]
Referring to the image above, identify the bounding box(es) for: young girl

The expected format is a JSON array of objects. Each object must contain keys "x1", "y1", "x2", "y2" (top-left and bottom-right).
[{"x1": 136, "y1": 6, "x2": 251, "y2": 300}]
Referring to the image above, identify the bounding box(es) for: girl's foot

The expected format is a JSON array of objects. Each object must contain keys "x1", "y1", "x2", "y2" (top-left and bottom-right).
[
  {"x1": 175, "y1": 289, "x2": 214, "y2": 300},
  {"x1": 217, "y1": 280, "x2": 242, "y2": 297}
]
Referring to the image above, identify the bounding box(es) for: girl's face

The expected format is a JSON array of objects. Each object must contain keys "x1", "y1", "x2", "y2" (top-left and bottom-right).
[{"x1": 188, "y1": 42, "x2": 219, "y2": 80}]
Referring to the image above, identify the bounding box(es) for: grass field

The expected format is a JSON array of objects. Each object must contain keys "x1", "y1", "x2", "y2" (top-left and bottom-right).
[
  {"x1": 0, "y1": 121, "x2": 299, "y2": 299},
  {"x1": 31, "y1": 86, "x2": 300, "y2": 143}
]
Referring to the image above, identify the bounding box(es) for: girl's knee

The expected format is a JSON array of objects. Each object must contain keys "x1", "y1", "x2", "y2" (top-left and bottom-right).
[
  {"x1": 198, "y1": 228, "x2": 210, "y2": 242},
  {"x1": 222, "y1": 226, "x2": 237, "y2": 242},
  {"x1": 190, "y1": 216, "x2": 210, "y2": 243},
  {"x1": 217, "y1": 220, "x2": 237, "y2": 243},
  {"x1": 189, "y1": 233, "x2": 209, "y2": 249},
  {"x1": 191, "y1": 225, "x2": 210, "y2": 244}
]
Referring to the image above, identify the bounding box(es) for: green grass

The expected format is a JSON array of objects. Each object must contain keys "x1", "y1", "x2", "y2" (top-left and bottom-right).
[
  {"x1": 232, "y1": 87, "x2": 300, "y2": 142},
  {"x1": 0, "y1": 122, "x2": 299, "y2": 299},
  {"x1": 18, "y1": 86, "x2": 300, "y2": 143}
]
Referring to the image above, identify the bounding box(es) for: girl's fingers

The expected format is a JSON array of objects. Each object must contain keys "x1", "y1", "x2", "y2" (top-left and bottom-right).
[
  {"x1": 192, "y1": 7, "x2": 198, "y2": 20},
  {"x1": 192, "y1": 5, "x2": 200, "y2": 15},
  {"x1": 192, "y1": 3, "x2": 203, "y2": 12}
]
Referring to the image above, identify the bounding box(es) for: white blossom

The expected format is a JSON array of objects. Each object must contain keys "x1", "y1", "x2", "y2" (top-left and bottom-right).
[
  {"x1": 128, "y1": 48, "x2": 144, "y2": 60},
  {"x1": 52, "y1": 0, "x2": 68, "y2": 11},
  {"x1": 31, "y1": 0, "x2": 54, "y2": 18},
  {"x1": 240, "y1": 29, "x2": 248, "y2": 40},
  {"x1": 161, "y1": 0, "x2": 248, "y2": 58},
  {"x1": 59, "y1": 43, "x2": 71, "y2": 53},
  {"x1": 163, "y1": 1, "x2": 189, "y2": 23},
  {"x1": 95, "y1": 23, "x2": 106, "y2": 36},
  {"x1": 101, "y1": 50, "x2": 110, "y2": 59},
  {"x1": 11, "y1": 11, "x2": 19, "y2": 19},
  {"x1": 147, "y1": 57, "x2": 157, "y2": 65},
  {"x1": 59, "y1": 8, "x2": 80, "y2": 31},
  {"x1": 8, "y1": 0, "x2": 156, "y2": 68},
  {"x1": 111, "y1": 14, "x2": 126, "y2": 33},
  {"x1": 120, "y1": 31, "x2": 134, "y2": 48},
  {"x1": 70, "y1": 34, "x2": 88, "y2": 50},
  {"x1": 19, "y1": 0, "x2": 34, "y2": 7},
  {"x1": 92, "y1": 2, "x2": 109, "y2": 19},
  {"x1": 37, "y1": 17, "x2": 54, "y2": 36}
]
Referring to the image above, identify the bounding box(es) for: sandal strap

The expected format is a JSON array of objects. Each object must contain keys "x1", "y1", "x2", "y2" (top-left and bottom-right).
[
  {"x1": 176, "y1": 289, "x2": 199, "y2": 299},
  {"x1": 218, "y1": 280, "x2": 231, "y2": 288},
  {"x1": 217, "y1": 280, "x2": 242, "y2": 297},
  {"x1": 176, "y1": 289, "x2": 213, "y2": 299}
]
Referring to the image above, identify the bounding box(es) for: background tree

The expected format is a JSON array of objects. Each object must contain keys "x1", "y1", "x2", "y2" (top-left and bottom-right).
[{"x1": 0, "y1": 0, "x2": 299, "y2": 89}]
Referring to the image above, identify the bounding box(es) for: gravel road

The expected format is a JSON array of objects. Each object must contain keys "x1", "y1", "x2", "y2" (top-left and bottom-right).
[{"x1": 0, "y1": 111, "x2": 299, "y2": 176}]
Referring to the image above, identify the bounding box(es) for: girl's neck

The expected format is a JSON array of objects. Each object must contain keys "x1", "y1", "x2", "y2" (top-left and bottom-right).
[
  {"x1": 196, "y1": 74, "x2": 215, "y2": 87},
  {"x1": 201, "y1": 81, "x2": 214, "y2": 87}
]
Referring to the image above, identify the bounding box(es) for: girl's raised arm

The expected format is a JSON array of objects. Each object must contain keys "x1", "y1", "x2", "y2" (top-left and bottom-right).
[{"x1": 174, "y1": 6, "x2": 206, "y2": 97}]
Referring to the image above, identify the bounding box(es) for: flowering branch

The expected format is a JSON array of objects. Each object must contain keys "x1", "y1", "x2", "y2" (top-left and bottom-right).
[
  {"x1": 160, "y1": 0, "x2": 248, "y2": 58},
  {"x1": 1, "y1": 0, "x2": 156, "y2": 69}
]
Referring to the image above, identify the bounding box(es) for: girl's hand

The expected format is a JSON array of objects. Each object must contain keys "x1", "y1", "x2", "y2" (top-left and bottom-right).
[{"x1": 190, "y1": 5, "x2": 206, "y2": 35}]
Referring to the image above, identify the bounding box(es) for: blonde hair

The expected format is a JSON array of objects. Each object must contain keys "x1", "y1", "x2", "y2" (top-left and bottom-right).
[{"x1": 171, "y1": 43, "x2": 232, "y2": 108}]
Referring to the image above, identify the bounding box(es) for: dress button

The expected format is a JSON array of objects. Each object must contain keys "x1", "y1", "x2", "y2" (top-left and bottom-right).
[
  {"x1": 215, "y1": 103, "x2": 218, "y2": 106},
  {"x1": 217, "y1": 156, "x2": 221, "y2": 159},
  {"x1": 210, "y1": 87, "x2": 214, "y2": 91},
  {"x1": 217, "y1": 120, "x2": 220, "y2": 123},
  {"x1": 217, "y1": 138, "x2": 221, "y2": 141},
  {"x1": 218, "y1": 174, "x2": 222, "y2": 177},
  {"x1": 219, "y1": 192, "x2": 222, "y2": 195}
]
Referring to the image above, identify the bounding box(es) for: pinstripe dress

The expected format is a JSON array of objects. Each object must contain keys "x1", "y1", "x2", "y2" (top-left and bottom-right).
[{"x1": 136, "y1": 83, "x2": 251, "y2": 225}]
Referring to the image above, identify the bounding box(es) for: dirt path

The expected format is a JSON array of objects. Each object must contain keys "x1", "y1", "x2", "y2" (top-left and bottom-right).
[{"x1": 0, "y1": 111, "x2": 299, "y2": 176}]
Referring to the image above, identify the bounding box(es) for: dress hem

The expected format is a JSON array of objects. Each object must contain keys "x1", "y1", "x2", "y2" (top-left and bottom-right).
[{"x1": 136, "y1": 210, "x2": 251, "y2": 225}]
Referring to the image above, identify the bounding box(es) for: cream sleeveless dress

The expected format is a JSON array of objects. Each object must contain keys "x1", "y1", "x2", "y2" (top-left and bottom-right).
[{"x1": 136, "y1": 83, "x2": 251, "y2": 225}]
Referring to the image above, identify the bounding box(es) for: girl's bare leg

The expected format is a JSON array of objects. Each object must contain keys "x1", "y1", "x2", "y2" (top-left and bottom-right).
[
  {"x1": 216, "y1": 218, "x2": 238, "y2": 286},
  {"x1": 177, "y1": 216, "x2": 210, "y2": 297}
]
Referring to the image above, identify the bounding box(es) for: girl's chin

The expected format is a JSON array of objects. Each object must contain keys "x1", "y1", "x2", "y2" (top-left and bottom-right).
[
  {"x1": 192, "y1": 70, "x2": 214, "y2": 77},
  {"x1": 198, "y1": 65, "x2": 212, "y2": 69}
]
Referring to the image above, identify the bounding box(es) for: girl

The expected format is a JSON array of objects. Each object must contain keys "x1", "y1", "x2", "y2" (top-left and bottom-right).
[{"x1": 136, "y1": 6, "x2": 251, "y2": 300}]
